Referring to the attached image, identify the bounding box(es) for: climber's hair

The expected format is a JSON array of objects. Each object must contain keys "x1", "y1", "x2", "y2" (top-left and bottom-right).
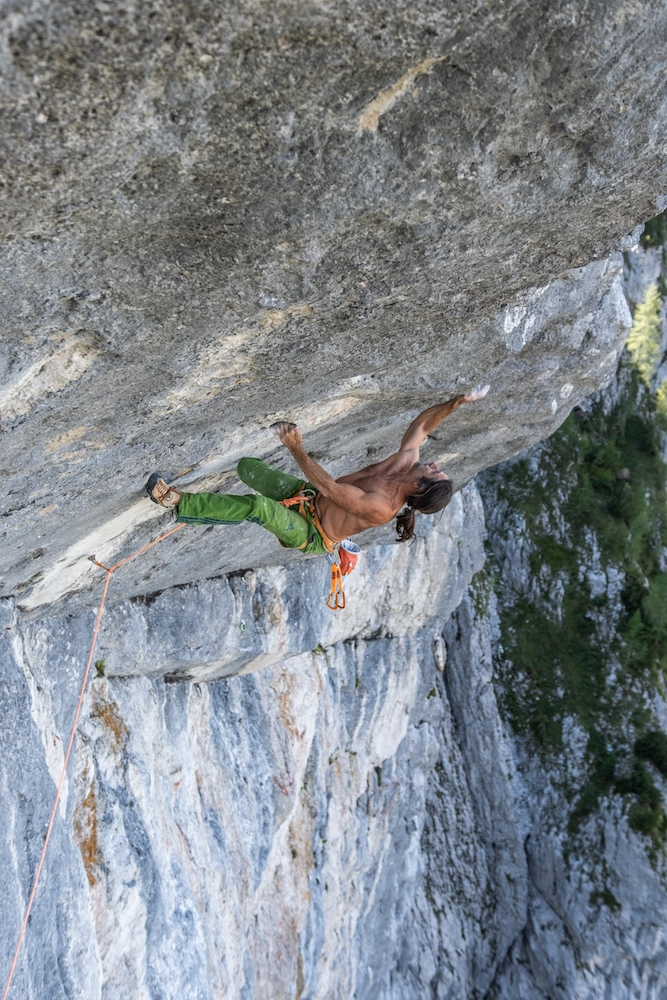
[{"x1": 395, "y1": 477, "x2": 454, "y2": 543}]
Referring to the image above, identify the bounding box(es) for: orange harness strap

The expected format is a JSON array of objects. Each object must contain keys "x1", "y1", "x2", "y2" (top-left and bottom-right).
[
  {"x1": 278, "y1": 492, "x2": 337, "y2": 553},
  {"x1": 308, "y1": 503, "x2": 337, "y2": 555},
  {"x1": 278, "y1": 490, "x2": 346, "y2": 609}
]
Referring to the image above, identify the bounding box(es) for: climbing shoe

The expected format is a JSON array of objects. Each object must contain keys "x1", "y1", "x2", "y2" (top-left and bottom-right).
[{"x1": 146, "y1": 472, "x2": 181, "y2": 508}]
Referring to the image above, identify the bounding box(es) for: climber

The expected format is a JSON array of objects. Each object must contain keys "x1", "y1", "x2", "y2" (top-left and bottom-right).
[{"x1": 146, "y1": 385, "x2": 490, "y2": 551}]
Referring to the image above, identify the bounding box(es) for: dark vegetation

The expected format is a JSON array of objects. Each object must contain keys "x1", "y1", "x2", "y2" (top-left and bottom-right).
[
  {"x1": 635, "y1": 730, "x2": 667, "y2": 776},
  {"x1": 640, "y1": 210, "x2": 667, "y2": 251},
  {"x1": 484, "y1": 228, "x2": 667, "y2": 849},
  {"x1": 640, "y1": 209, "x2": 667, "y2": 298}
]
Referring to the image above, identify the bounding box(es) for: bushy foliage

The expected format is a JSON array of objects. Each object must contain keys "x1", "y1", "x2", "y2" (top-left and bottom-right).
[
  {"x1": 626, "y1": 283, "x2": 662, "y2": 387},
  {"x1": 486, "y1": 327, "x2": 667, "y2": 848},
  {"x1": 617, "y1": 761, "x2": 667, "y2": 841},
  {"x1": 635, "y1": 730, "x2": 667, "y2": 777},
  {"x1": 640, "y1": 209, "x2": 667, "y2": 250}
]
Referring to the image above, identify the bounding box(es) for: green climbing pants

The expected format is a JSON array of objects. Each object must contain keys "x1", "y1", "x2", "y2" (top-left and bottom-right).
[{"x1": 175, "y1": 457, "x2": 327, "y2": 554}]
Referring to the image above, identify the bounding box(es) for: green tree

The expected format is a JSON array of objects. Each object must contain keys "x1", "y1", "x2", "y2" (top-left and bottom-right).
[{"x1": 626, "y1": 283, "x2": 662, "y2": 387}]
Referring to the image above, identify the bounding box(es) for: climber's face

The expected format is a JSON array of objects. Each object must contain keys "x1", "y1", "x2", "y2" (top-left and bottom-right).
[{"x1": 411, "y1": 461, "x2": 449, "y2": 483}]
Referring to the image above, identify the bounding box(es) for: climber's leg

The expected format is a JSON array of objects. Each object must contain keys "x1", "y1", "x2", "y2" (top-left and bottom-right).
[
  {"x1": 175, "y1": 490, "x2": 321, "y2": 550},
  {"x1": 237, "y1": 457, "x2": 307, "y2": 501}
]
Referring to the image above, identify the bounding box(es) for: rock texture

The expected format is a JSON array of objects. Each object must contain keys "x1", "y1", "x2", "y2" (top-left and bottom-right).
[
  {"x1": 7, "y1": 459, "x2": 667, "y2": 999},
  {"x1": 5, "y1": 374, "x2": 667, "y2": 1000},
  {"x1": 3, "y1": 3, "x2": 667, "y2": 998},
  {"x1": 2, "y1": 0, "x2": 666, "y2": 608},
  {"x1": 1, "y1": 486, "x2": 491, "y2": 999},
  {"x1": 475, "y1": 546, "x2": 667, "y2": 999},
  {"x1": 7, "y1": 368, "x2": 667, "y2": 997},
  {"x1": 477, "y1": 245, "x2": 667, "y2": 1000},
  {"x1": 451, "y1": 588, "x2": 667, "y2": 1000}
]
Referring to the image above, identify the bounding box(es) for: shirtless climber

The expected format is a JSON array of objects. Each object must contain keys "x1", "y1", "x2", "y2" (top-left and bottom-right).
[{"x1": 146, "y1": 385, "x2": 490, "y2": 554}]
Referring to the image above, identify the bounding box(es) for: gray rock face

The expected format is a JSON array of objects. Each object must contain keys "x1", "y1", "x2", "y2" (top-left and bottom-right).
[
  {"x1": 478, "y1": 294, "x2": 667, "y2": 1000},
  {"x1": 7, "y1": 251, "x2": 633, "y2": 613},
  {"x1": 5, "y1": 473, "x2": 667, "y2": 999},
  {"x1": 3, "y1": 3, "x2": 667, "y2": 997},
  {"x1": 450, "y1": 589, "x2": 667, "y2": 1000},
  {"x1": 1, "y1": 486, "x2": 493, "y2": 1000},
  {"x1": 2, "y1": 0, "x2": 665, "y2": 608},
  {"x1": 24, "y1": 485, "x2": 484, "y2": 683}
]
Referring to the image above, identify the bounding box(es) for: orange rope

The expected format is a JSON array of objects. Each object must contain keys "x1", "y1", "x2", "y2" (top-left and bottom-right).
[{"x1": 2, "y1": 521, "x2": 186, "y2": 1000}]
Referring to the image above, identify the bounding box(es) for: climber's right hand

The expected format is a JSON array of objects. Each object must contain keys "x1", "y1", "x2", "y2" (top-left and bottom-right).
[
  {"x1": 462, "y1": 384, "x2": 490, "y2": 403},
  {"x1": 271, "y1": 421, "x2": 303, "y2": 450}
]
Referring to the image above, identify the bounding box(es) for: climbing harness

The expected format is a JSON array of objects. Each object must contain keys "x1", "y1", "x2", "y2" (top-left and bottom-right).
[
  {"x1": 2, "y1": 522, "x2": 186, "y2": 1000},
  {"x1": 279, "y1": 489, "x2": 360, "y2": 611}
]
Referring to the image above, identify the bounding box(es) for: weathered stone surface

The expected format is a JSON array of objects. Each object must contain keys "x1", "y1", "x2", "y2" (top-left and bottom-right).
[
  {"x1": 0, "y1": 487, "x2": 489, "y2": 1000},
  {"x1": 20, "y1": 484, "x2": 485, "y2": 682},
  {"x1": 2, "y1": 4, "x2": 667, "y2": 998},
  {"x1": 478, "y1": 303, "x2": 667, "y2": 1000},
  {"x1": 451, "y1": 587, "x2": 667, "y2": 1000},
  {"x1": 2, "y1": 0, "x2": 665, "y2": 609},
  {"x1": 6, "y1": 465, "x2": 667, "y2": 1000},
  {"x1": 7, "y1": 251, "x2": 633, "y2": 613}
]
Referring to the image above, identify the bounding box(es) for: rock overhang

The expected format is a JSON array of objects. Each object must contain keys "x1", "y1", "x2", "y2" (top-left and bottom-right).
[{"x1": 1, "y1": 0, "x2": 667, "y2": 612}]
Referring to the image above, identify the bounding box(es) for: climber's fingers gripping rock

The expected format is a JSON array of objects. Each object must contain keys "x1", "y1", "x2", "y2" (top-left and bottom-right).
[
  {"x1": 271, "y1": 421, "x2": 303, "y2": 450},
  {"x1": 462, "y1": 383, "x2": 491, "y2": 403}
]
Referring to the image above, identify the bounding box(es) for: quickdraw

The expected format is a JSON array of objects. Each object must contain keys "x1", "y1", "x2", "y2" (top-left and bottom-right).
[{"x1": 327, "y1": 561, "x2": 346, "y2": 610}]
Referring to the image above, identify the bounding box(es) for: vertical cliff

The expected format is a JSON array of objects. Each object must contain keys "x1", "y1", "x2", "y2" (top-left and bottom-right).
[
  {"x1": 479, "y1": 239, "x2": 667, "y2": 999},
  {"x1": 3, "y1": 1, "x2": 667, "y2": 997},
  {"x1": 3, "y1": 250, "x2": 667, "y2": 999},
  {"x1": 1, "y1": 487, "x2": 493, "y2": 999}
]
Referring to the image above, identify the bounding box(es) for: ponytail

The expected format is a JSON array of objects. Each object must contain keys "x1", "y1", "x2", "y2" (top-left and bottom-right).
[
  {"x1": 395, "y1": 477, "x2": 454, "y2": 543},
  {"x1": 395, "y1": 505, "x2": 417, "y2": 542}
]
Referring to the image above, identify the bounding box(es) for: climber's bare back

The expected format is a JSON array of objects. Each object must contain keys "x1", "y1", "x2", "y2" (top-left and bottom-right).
[{"x1": 272, "y1": 384, "x2": 490, "y2": 542}]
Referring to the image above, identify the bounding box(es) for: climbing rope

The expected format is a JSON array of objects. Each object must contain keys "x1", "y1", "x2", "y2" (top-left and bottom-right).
[{"x1": 2, "y1": 522, "x2": 186, "y2": 1000}]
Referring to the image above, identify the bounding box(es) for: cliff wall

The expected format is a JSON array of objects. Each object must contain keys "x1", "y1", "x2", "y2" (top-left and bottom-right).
[
  {"x1": 3, "y1": 2, "x2": 667, "y2": 997},
  {"x1": 3, "y1": 0, "x2": 667, "y2": 609},
  {"x1": 3, "y1": 250, "x2": 667, "y2": 998},
  {"x1": 1, "y1": 488, "x2": 492, "y2": 999}
]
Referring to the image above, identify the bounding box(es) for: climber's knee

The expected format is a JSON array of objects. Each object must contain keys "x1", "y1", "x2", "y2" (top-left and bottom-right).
[{"x1": 237, "y1": 457, "x2": 261, "y2": 487}]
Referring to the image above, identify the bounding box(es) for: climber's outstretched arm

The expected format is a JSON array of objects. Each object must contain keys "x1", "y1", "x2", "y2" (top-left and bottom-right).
[
  {"x1": 271, "y1": 422, "x2": 393, "y2": 523},
  {"x1": 399, "y1": 384, "x2": 490, "y2": 452}
]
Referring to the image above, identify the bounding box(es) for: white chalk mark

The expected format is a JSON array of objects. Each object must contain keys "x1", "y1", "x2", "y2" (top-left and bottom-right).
[
  {"x1": 0, "y1": 334, "x2": 102, "y2": 422},
  {"x1": 21, "y1": 501, "x2": 165, "y2": 610}
]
